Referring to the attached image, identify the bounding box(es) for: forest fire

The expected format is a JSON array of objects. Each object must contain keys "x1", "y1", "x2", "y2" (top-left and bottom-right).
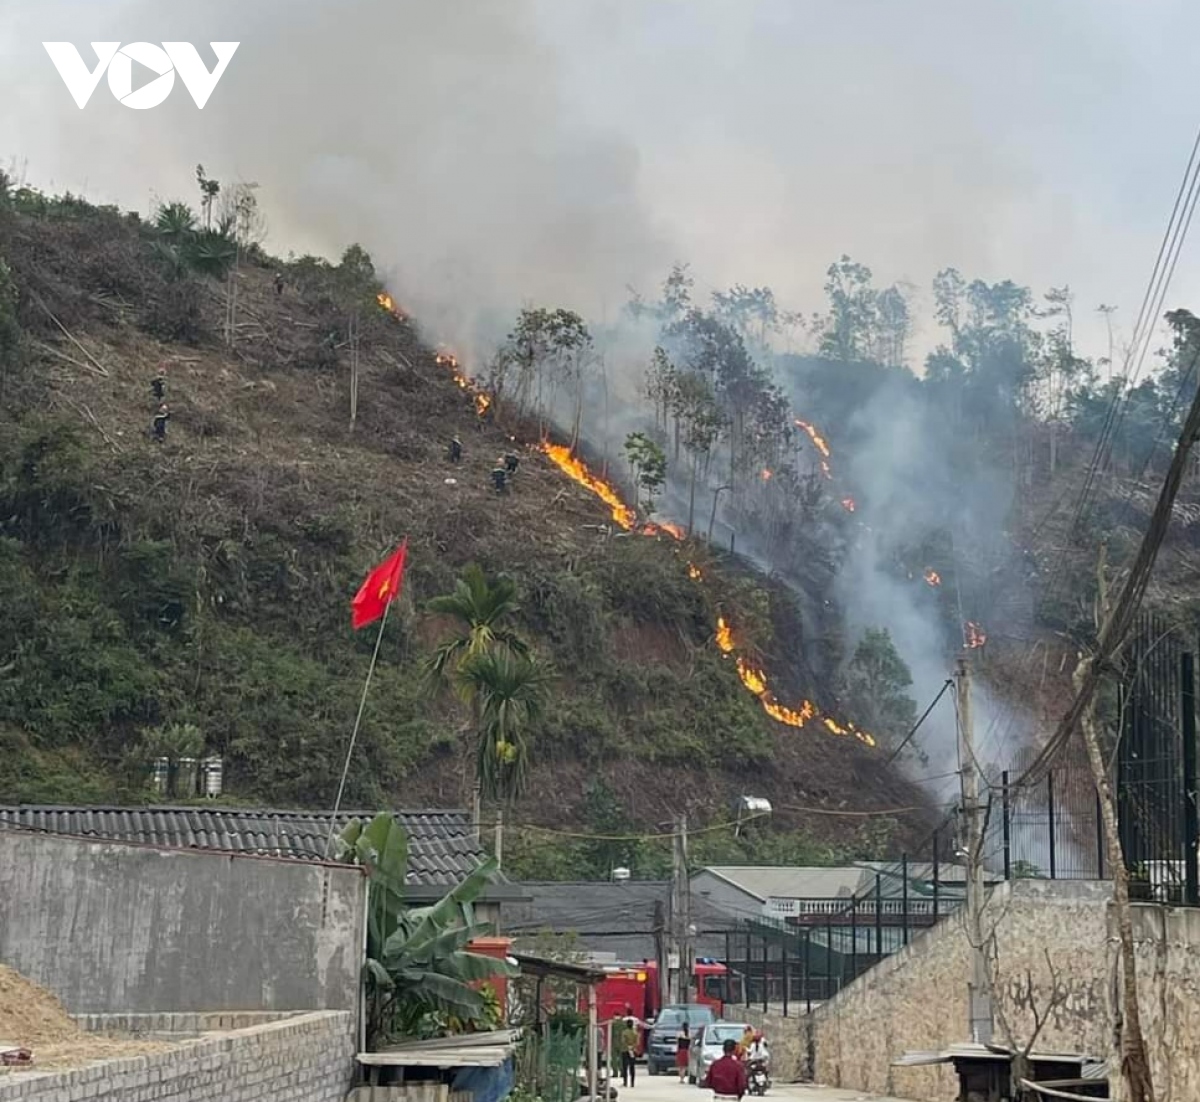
[
  {"x1": 841, "y1": 497, "x2": 856, "y2": 512},
  {"x1": 924, "y1": 569, "x2": 941, "y2": 586},
  {"x1": 964, "y1": 621, "x2": 987, "y2": 648},
  {"x1": 644, "y1": 520, "x2": 687, "y2": 539},
  {"x1": 539, "y1": 439, "x2": 875, "y2": 746},
  {"x1": 794, "y1": 419, "x2": 834, "y2": 479},
  {"x1": 376, "y1": 291, "x2": 405, "y2": 319},
  {"x1": 716, "y1": 614, "x2": 875, "y2": 745},
  {"x1": 540, "y1": 443, "x2": 637, "y2": 530},
  {"x1": 688, "y1": 564, "x2": 703, "y2": 581},
  {"x1": 715, "y1": 616, "x2": 735, "y2": 653},
  {"x1": 475, "y1": 393, "x2": 491, "y2": 416}
]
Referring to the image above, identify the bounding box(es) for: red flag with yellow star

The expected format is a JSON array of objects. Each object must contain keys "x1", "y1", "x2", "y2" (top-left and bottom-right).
[{"x1": 351, "y1": 539, "x2": 408, "y2": 629}]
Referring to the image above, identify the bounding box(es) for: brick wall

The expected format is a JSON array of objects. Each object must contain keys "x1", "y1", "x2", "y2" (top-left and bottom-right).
[{"x1": 0, "y1": 1010, "x2": 356, "y2": 1102}]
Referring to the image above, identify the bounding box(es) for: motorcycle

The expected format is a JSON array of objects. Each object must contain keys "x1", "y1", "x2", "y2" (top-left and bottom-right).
[{"x1": 747, "y1": 1059, "x2": 770, "y2": 1096}]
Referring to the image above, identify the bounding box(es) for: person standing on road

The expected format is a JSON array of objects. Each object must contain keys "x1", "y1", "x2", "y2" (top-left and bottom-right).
[
  {"x1": 675, "y1": 1021, "x2": 691, "y2": 1083},
  {"x1": 707, "y1": 1039, "x2": 748, "y2": 1101},
  {"x1": 619, "y1": 1017, "x2": 639, "y2": 1088}
]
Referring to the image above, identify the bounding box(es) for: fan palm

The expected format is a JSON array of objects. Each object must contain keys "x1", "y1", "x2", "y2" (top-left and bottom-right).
[
  {"x1": 154, "y1": 201, "x2": 197, "y2": 243},
  {"x1": 458, "y1": 649, "x2": 550, "y2": 800},
  {"x1": 425, "y1": 564, "x2": 529, "y2": 690}
]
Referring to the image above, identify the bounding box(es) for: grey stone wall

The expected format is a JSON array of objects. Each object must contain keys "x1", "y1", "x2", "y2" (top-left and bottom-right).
[
  {"x1": 0, "y1": 1010, "x2": 355, "y2": 1102},
  {"x1": 742, "y1": 883, "x2": 1200, "y2": 1101},
  {"x1": 0, "y1": 830, "x2": 366, "y2": 1014}
]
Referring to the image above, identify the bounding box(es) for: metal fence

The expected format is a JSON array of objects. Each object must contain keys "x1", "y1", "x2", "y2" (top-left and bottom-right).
[{"x1": 715, "y1": 843, "x2": 972, "y2": 1014}]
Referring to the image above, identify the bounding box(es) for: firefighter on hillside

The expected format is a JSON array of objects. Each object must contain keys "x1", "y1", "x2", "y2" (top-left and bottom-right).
[
  {"x1": 449, "y1": 437, "x2": 463, "y2": 464},
  {"x1": 152, "y1": 403, "x2": 171, "y2": 443}
]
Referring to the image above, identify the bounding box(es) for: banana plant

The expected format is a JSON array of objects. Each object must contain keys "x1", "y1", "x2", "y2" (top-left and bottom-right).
[{"x1": 336, "y1": 813, "x2": 516, "y2": 1045}]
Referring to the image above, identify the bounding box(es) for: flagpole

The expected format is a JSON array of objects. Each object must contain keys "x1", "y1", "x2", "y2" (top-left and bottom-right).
[{"x1": 325, "y1": 598, "x2": 392, "y2": 859}]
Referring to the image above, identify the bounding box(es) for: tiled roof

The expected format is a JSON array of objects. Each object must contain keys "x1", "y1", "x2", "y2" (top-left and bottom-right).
[
  {"x1": 0, "y1": 805, "x2": 490, "y2": 889},
  {"x1": 504, "y1": 880, "x2": 739, "y2": 961}
]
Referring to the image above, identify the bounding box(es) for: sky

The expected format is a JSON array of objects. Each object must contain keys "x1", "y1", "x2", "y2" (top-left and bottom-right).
[{"x1": 3, "y1": 0, "x2": 1200, "y2": 366}]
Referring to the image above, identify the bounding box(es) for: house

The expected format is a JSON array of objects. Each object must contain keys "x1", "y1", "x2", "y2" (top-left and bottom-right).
[
  {"x1": 0, "y1": 804, "x2": 525, "y2": 922},
  {"x1": 505, "y1": 879, "x2": 739, "y2": 961},
  {"x1": 692, "y1": 862, "x2": 969, "y2": 927}
]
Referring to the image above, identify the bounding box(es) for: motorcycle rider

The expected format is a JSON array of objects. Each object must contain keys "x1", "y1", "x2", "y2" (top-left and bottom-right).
[{"x1": 745, "y1": 1033, "x2": 770, "y2": 1093}]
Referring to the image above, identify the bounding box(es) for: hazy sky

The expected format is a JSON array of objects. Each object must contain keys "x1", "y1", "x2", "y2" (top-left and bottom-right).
[{"x1": 3, "y1": 0, "x2": 1199, "y2": 363}]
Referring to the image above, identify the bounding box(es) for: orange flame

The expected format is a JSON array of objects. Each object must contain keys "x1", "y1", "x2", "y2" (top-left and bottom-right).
[
  {"x1": 377, "y1": 291, "x2": 405, "y2": 319},
  {"x1": 715, "y1": 616, "x2": 735, "y2": 654},
  {"x1": 924, "y1": 568, "x2": 941, "y2": 587},
  {"x1": 761, "y1": 468, "x2": 773, "y2": 481},
  {"x1": 475, "y1": 393, "x2": 492, "y2": 416},
  {"x1": 688, "y1": 564, "x2": 703, "y2": 581},
  {"x1": 541, "y1": 443, "x2": 636, "y2": 530},
  {"x1": 538, "y1": 441, "x2": 876, "y2": 748},
  {"x1": 965, "y1": 621, "x2": 987, "y2": 649},
  {"x1": 841, "y1": 497, "x2": 856, "y2": 512},
  {"x1": 736, "y1": 658, "x2": 768, "y2": 695},
  {"x1": 795, "y1": 419, "x2": 834, "y2": 480},
  {"x1": 717, "y1": 614, "x2": 874, "y2": 745}
]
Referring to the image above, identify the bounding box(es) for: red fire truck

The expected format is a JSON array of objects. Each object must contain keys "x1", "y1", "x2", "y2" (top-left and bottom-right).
[{"x1": 580, "y1": 958, "x2": 738, "y2": 1037}]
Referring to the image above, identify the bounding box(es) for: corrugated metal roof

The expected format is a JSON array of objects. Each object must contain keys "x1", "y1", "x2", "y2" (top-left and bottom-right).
[
  {"x1": 0, "y1": 805, "x2": 489, "y2": 888},
  {"x1": 701, "y1": 862, "x2": 970, "y2": 902}
]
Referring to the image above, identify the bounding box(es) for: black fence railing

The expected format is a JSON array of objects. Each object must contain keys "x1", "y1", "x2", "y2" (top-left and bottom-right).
[{"x1": 708, "y1": 618, "x2": 1200, "y2": 1016}]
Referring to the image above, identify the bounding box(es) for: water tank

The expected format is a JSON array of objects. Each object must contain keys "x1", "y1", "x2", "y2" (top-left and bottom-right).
[
  {"x1": 202, "y1": 755, "x2": 223, "y2": 798},
  {"x1": 174, "y1": 756, "x2": 198, "y2": 798},
  {"x1": 612, "y1": 866, "x2": 631, "y2": 882},
  {"x1": 150, "y1": 757, "x2": 170, "y2": 796}
]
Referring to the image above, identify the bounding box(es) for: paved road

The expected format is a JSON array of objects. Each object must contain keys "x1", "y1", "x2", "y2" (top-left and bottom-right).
[{"x1": 611, "y1": 1071, "x2": 912, "y2": 1102}]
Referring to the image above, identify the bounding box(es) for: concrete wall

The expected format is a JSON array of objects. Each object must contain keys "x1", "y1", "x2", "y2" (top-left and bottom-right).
[
  {"x1": 0, "y1": 830, "x2": 367, "y2": 1014},
  {"x1": 750, "y1": 879, "x2": 1200, "y2": 1101},
  {"x1": 0, "y1": 1010, "x2": 355, "y2": 1102},
  {"x1": 1123, "y1": 903, "x2": 1200, "y2": 1102},
  {"x1": 807, "y1": 879, "x2": 1112, "y2": 1099}
]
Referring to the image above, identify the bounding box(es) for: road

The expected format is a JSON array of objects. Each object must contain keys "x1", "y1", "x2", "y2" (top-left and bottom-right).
[{"x1": 611, "y1": 1071, "x2": 913, "y2": 1102}]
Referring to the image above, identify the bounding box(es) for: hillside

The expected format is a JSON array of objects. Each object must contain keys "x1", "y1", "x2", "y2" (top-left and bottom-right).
[{"x1": 0, "y1": 186, "x2": 937, "y2": 875}]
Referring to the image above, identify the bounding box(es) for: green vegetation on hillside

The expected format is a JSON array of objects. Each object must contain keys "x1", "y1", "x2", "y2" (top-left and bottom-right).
[{"x1": 0, "y1": 178, "x2": 925, "y2": 860}]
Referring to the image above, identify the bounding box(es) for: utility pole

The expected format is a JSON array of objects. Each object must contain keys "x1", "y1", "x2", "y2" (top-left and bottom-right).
[
  {"x1": 671, "y1": 814, "x2": 693, "y2": 1003},
  {"x1": 957, "y1": 655, "x2": 993, "y2": 1043}
]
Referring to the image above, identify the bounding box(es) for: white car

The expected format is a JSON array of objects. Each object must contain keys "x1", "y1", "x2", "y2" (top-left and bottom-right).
[{"x1": 688, "y1": 1022, "x2": 751, "y2": 1086}]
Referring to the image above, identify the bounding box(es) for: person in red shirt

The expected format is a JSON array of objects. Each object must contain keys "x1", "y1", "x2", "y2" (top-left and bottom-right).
[{"x1": 707, "y1": 1039, "x2": 749, "y2": 1100}]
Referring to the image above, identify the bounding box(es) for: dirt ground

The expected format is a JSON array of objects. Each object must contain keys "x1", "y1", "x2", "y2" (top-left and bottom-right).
[{"x1": 0, "y1": 965, "x2": 171, "y2": 1072}]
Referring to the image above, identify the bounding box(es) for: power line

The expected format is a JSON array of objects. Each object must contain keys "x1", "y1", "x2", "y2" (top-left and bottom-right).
[
  {"x1": 1017, "y1": 357, "x2": 1200, "y2": 788},
  {"x1": 886, "y1": 678, "x2": 955, "y2": 765}
]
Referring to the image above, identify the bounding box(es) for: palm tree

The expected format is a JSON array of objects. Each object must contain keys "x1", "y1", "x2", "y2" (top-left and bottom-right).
[
  {"x1": 154, "y1": 201, "x2": 197, "y2": 244},
  {"x1": 425, "y1": 564, "x2": 529, "y2": 688},
  {"x1": 458, "y1": 650, "x2": 550, "y2": 800}
]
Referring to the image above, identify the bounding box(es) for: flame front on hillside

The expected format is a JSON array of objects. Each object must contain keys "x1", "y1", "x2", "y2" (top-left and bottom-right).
[
  {"x1": 924, "y1": 568, "x2": 941, "y2": 586},
  {"x1": 377, "y1": 291, "x2": 406, "y2": 320},
  {"x1": 794, "y1": 419, "x2": 833, "y2": 479},
  {"x1": 435, "y1": 355, "x2": 875, "y2": 748},
  {"x1": 541, "y1": 443, "x2": 637, "y2": 530},
  {"x1": 715, "y1": 618, "x2": 874, "y2": 745}
]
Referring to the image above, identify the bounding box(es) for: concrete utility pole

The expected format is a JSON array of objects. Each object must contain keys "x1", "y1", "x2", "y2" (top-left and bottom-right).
[
  {"x1": 957, "y1": 655, "x2": 994, "y2": 1043},
  {"x1": 672, "y1": 814, "x2": 693, "y2": 1003}
]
